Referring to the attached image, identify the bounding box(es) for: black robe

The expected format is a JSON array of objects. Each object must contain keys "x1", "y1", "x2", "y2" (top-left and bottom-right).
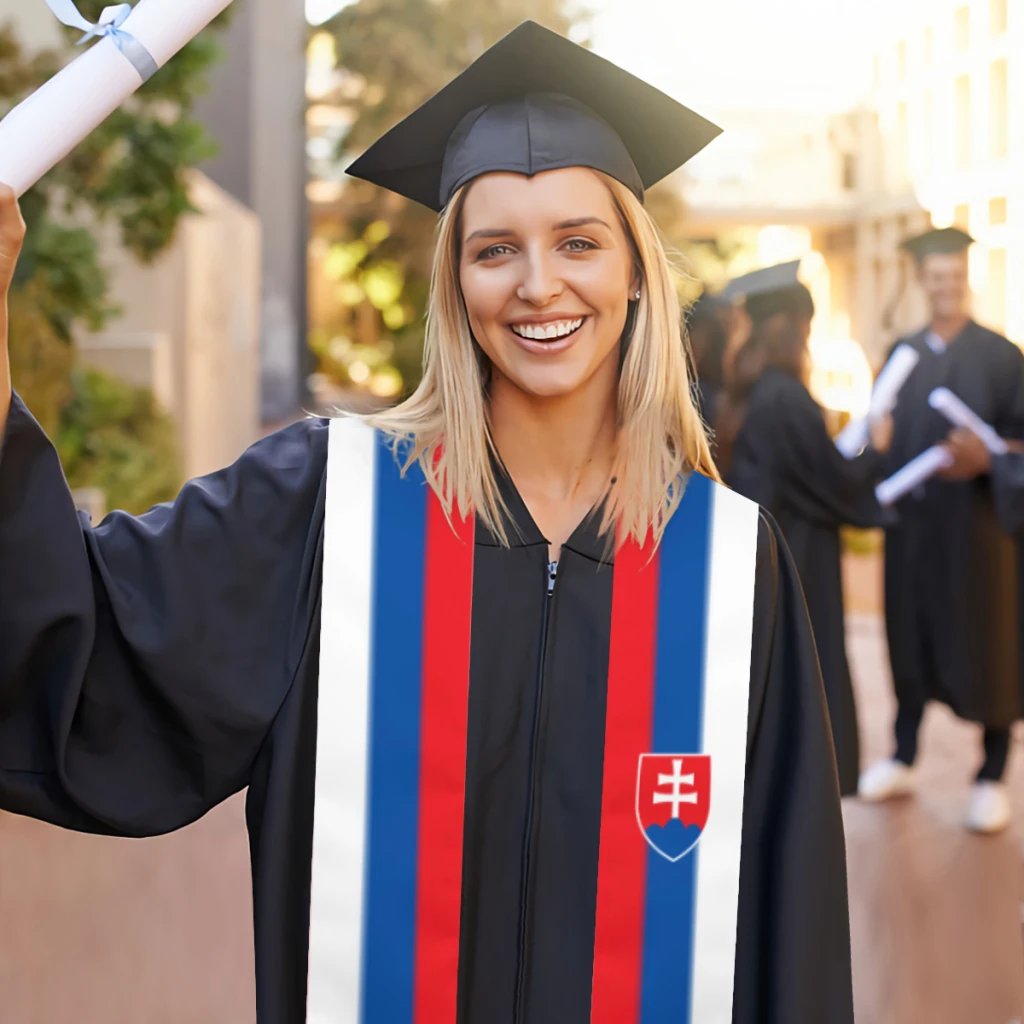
[
  {"x1": 0, "y1": 392, "x2": 853, "y2": 1023},
  {"x1": 727, "y1": 367, "x2": 886, "y2": 796},
  {"x1": 882, "y1": 321, "x2": 1024, "y2": 727},
  {"x1": 695, "y1": 378, "x2": 719, "y2": 431}
]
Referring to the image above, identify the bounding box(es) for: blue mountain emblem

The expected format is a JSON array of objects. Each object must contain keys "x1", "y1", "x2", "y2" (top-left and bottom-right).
[{"x1": 644, "y1": 818, "x2": 703, "y2": 862}]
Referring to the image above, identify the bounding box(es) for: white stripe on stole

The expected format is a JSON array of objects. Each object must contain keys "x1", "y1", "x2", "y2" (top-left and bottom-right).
[
  {"x1": 692, "y1": 483, "x2": 759, "y2": 1022},
  {"x1": 307, "y1": 417, "x2": 376, "y2": 1024}
]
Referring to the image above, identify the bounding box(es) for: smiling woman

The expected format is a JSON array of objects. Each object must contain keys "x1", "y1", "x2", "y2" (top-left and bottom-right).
[
  {"x1": 0, "y1": 19, "x2": 853, "y2": 1024},
  {"x1": 370, "y1": 162, "x2": 713, "y2": 552}
]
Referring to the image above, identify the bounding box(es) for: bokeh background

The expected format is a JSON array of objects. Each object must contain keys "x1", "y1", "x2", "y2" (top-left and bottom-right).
[{"x1": 1, "y1": 0, "x2": 1023, "y2": 1021}]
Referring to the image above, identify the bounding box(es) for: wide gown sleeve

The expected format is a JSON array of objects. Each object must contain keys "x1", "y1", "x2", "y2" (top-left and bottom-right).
[
  {"x1": 735, "y1": 377, "x2": 886, "y2": 529},
  {"x1": 0, "y1": 392, "x2": 329, "y2": 837},
  {"x1": 733, "y1": 511, "x2": 854, "y2": 1024},
  {"x1": 990, "y1": 452, "x2": 1024, "y2": 535}
]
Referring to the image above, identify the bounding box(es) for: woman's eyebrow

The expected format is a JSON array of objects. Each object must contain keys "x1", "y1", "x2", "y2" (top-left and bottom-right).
[
  {"x1": 465, "y1": 216, "x2": 613, "y2": 243},
  {"x1": 554, "y1": 216, "x2": 612, "y2": 230},
  {"x1": 465, "y1": 227, "x2": 515, "y2": 242}
]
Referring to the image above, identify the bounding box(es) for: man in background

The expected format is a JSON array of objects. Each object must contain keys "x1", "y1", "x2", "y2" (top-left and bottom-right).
[{"x1": 859, "y1": 228, "x2": 1024, "y2": 834}]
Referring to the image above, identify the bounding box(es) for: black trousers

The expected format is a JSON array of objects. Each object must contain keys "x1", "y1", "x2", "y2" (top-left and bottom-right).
[{"x1": 894, "y1": 702, "x2": 1011, "y2": 782}]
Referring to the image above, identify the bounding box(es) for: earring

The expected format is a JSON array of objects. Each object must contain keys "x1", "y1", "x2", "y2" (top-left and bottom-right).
[{"x1": 634, "y1": 289, "x2": 641, "y2": 300}]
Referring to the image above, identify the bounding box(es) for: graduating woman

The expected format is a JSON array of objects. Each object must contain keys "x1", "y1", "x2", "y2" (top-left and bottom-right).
[
  {"x1": 727, "y1": 265, "x2": 891, "y2": 796},
  {"x1": 0, "y1": 23, "x2": 853, "y2": 1024}
]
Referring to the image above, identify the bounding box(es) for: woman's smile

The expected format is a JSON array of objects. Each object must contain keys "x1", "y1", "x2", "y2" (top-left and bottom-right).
[{"x1": 505, "y1": 314, "x2": 589, "y2": 354}]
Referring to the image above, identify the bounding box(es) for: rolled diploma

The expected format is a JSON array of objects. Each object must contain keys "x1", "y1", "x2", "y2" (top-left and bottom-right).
[
  {"x1": 835, "y1": 345, "x2": 920, "y2": 459},
  {"x1": 875, "y1": 445, "x2": 954, "y2": 507},
  {"x1": 928, "y1": 387, "x2": 1010, "y2": 456},
  {"x1": 0, "y1": 0, "x2": 235, "y2": 197},
  {"x1": 834, "y1": 418, "x2": 870, "y2": 459}
]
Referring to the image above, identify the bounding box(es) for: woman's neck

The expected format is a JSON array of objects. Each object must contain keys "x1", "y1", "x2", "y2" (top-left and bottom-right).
[{"x1": 488, "y1": 363, "x2": 618, "y2": 556}]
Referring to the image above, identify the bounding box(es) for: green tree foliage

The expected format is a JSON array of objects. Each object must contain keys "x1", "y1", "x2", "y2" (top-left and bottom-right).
[
  {"x1": 58, "y1": 368, "x2": 183, "y2": 515},
  {"x1": 0, "y1": 3, "x2": 231, "y2": 509}
]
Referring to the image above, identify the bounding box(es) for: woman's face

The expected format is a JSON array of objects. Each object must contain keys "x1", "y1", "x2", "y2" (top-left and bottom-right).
[{"x1": 459, "y1": 168, "x2": 638, "y2": 400}]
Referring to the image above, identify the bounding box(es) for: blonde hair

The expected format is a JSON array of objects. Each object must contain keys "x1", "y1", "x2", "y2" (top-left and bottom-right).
[{"x1": 366, "y1": 172, "x2": 719, "y2": 549}]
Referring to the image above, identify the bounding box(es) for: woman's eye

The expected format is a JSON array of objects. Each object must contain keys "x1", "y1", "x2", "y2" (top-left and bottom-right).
[
  {"x1": 478, "y1": 243, "x2": 515, "y2": 260},
  {"x1": 564, "y1": 237, "x2": 598, "y2": 252}
]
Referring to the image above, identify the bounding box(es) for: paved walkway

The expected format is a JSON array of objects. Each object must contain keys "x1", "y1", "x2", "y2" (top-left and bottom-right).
[{"x1": 845, "y1": 614, "x2": 1024, "y2": 1024}]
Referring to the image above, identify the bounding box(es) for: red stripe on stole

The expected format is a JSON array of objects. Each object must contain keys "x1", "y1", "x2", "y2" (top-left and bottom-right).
[
  {"x1": 591, "y1": 537, "x2": 660, "y2": 1023},
  {"x1": 413, "y1": 493, "x2": 475, "y2": 1023}
]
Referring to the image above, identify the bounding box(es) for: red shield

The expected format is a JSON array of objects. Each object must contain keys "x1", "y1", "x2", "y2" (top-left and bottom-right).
[{"x1": 635, "y1": 754, "x2": 711, "y2": 862}]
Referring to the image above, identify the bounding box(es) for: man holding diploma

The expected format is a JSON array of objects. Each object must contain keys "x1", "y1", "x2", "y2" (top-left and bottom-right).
[{"x1": 859, "y1": 227, "x2": 1024, "y2": 833}]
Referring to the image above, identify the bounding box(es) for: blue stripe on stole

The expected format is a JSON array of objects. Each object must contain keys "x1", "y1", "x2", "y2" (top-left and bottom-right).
[
  {"x1": 360, "y1": 441, "x2": 428, "y2": 1022},
  {"x1": 639, "y1": 473, "x2": 714, "y2": 1024}
]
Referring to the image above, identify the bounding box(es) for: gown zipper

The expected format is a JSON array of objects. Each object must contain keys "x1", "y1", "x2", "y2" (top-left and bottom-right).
[{"x1": 513, "y1": 559, "x2": 558, "y2": 1021}]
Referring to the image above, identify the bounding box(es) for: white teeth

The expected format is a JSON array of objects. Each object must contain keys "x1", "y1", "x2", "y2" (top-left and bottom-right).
[{"x1": 510, "y1": 318, "x2": 584, "y2": 340}]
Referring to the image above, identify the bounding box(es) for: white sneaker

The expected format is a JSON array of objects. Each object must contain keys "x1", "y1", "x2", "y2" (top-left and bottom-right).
[
  {"x1": 858, "y1": 758, "x2": 916, "y2": 802},
  {"x1": 964, "y1": 781, "x2": 1012, "y2": 834}
]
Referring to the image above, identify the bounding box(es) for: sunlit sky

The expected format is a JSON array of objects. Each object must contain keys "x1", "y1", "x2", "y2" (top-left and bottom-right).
[
  {"x1": 307, "y1": 0, "x2": 890, "y2": 115},
  {"x1": 586, "y1": 0, "x2": 889, "y2": 114}
]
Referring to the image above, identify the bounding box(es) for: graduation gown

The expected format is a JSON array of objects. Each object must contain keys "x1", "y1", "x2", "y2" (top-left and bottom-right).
[
  {"x1": 727, "y1": 367, "x2": 886, "y2": 796},
  {"x1": 695, "y1": 378, "x2": 719, "y2": 430},
  {"x1": 883, "y1": 321, "x2": 1024, "y2": 727},
  {"x1": 0, "y1": 391, "x2": 854, "y2": 1024},
  {"x1": 991, "y1": 451, "x2": 1024, "y2": 535}
]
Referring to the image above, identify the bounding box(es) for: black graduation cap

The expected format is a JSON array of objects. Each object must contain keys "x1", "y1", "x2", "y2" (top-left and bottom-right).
[
  {"x1": 719, "y1": 260, "x2": 814, "y2": 323},
  {"x1": 345, "y1": 21, "x2": 723, "y2": 212},
  {"x1": 899, "y1": 226, "x2": 974, "y2": 263},
  {"x1": 687, "y1": 290, "x2": 726, "y2": 323}
]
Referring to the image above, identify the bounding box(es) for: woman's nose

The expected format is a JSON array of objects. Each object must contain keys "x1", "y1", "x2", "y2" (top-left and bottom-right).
[{"x1": 516, "y1": 248, "x2": 564, "y2": 306}]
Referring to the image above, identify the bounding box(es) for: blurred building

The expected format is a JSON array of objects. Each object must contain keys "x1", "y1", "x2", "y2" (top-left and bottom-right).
[
  {"x1": 683, "y1": 0, "x2": 1020, "y2": 376},
  {"x1": 195, "y1": 0, "x2": 310, "y2": 424},
  {"x1": 85, "y1": 173, "x2": 262, "y2": 481},
  {"x1": 867, "y1": 0, "x2": 1019, "y2": 343}
]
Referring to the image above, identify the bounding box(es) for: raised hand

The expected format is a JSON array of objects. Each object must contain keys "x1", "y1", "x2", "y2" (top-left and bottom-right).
[
  {"x1": 0, "y1": 182, "x2": 26, "y2": 432},
  {"x1": 0, "y1": 183, "x2": 25, "y2": 297}
]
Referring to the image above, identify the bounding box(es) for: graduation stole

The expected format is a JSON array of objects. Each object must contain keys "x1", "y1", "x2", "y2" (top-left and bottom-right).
[{"x1": 308, "y1": 418, "x2": 758, "y2": 1023}]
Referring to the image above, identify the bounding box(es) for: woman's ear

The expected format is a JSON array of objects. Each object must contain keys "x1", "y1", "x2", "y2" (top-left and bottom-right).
[{"x1": 629, "y1": 266, "x2": 642, "y2": 299}]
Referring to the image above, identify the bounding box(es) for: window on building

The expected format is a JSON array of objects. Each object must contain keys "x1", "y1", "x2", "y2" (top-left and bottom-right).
[
  {"x1": 923, "y1": 91, "x2": 934, "y2": 170},
  {"x1": 988, "y1": 249, "x2": 1007, "y2": 331},
  {"x1": 897, "y1": 101, "x2": 909, "y2": 168},
  {"x1": 955, "y1": 75, "x2": 971, "y2": 167},
  {"x1": 924, "y1": 26, "x2": 934, "y2": 65},
  {"x1": 954, "y1": 203, "x2": 971, "y2": 230},
  {"x1": 991, "y1": 0, "x2": 1008, "y2": 35},
  {"x1": 897, "y1": 41, "x2": 908, "y2": 79},
  {"x1": 990, "y1": 197, "x2": 1008, "y2": 224},
  {"x1": 841, "y1": 152, "x2": 857, "y2": 190},
  {"x1": 955, "y1": 6, "x2": 970, "y2": 51},
  {"x1": 990, "y1": 60, "x2": 1008, "y2": 159}
]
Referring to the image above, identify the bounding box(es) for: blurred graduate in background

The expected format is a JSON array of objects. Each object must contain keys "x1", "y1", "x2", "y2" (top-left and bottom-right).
[
  {"x1": 686, "y1": 291, "x2": 727, "y2": 437},
  {"x1": 725, "y1": 262, "x2": 892, "y2": 796},
  {"x1": 859, "y1": 228, "x2": 1024, "y2": 833}
]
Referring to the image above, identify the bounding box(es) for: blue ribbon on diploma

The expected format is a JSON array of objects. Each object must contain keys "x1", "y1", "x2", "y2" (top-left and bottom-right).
[{"x1": 44, "y1": 0, "x2": 159, "y2": 82}]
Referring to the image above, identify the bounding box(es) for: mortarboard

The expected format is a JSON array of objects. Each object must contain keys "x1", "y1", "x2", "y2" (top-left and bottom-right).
[
  {"x1": 345, "y1": 21, "x2": 722, "y2": 212},
  {"x1": 719, "y1": 260, "x2": 814, "y2": 323},
  {"x1": 687, "y1": 291, "x2": 726, "y2": 322},
  {"x1": 899, "y1": 226, "x2": 974, "y2": 263},
  {"x1": 720, "y1": 261, "x2": 801, "y2": 302}
]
